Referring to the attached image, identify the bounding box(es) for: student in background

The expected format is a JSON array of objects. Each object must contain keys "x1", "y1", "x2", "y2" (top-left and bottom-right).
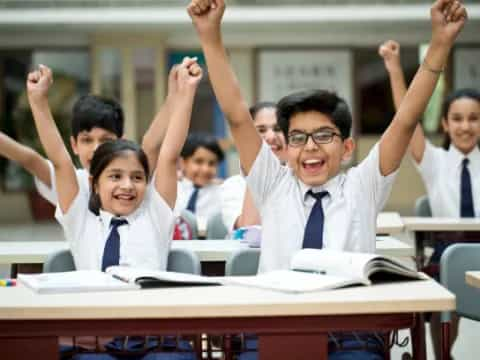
[
  {"x1": 188, "y1": 0, "x2": 466, "y2": 358},
  {"x1": 0, "y1": 65, "x2": 178, "y2": 207},
  {"x1": 380, "y1": 39, "x2": 480, "y2": 360},
  {"x1": 175, "y1": 132, "x2": 224, "y2": 223},
  {"x1": 220, "y1": 102, "x2": 287, "y2": 231}
]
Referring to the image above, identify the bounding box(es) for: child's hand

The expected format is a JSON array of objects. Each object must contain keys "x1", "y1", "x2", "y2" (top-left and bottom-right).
[
  {"x1": 176, "y1": 57, "x2": 203, "y2": 93},
  {"x1": 378, "y1": 40, "x2": 401, "y2": 73},
  {"x1": 187, "y1": 0, "x2": 225, "y2": 39},
  {"x1": 26, "y1": 64, "x2": 53, "y2": 103},
  {"x1": 431, "y1": 0, "x2": 467, "y2": 47},
  {"x1": 166, "y1": 64, "x2": 179, "y2": 100}
]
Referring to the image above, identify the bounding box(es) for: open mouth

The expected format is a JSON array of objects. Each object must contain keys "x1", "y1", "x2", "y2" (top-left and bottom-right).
[
  {"x1": 302, "y1": 158, "x2": 326, "y2": 174},
  {"x1": 114, "y1": 194, "x2": 136, "y2": 202}
]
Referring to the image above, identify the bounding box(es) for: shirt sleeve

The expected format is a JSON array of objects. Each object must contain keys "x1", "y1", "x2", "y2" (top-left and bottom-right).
[
  {"x1": 145, "y1": 184, "x2": 175, "y2": 247},
  {"x1": 349, "y1": 142, "x2": 398, "y2": 211},
  {"x1": 54, "y1": 189, "x2": 89, "y2": 255},
  {"x1": 245, "y1": 141, "x2": 286, "y2": 209},
  {"x1": 220, "y1": 175, "x2": 247, "y2": 231},
  {"x1": 413, "y1": 140, "x2": 442, "y2": 189},
  {"x1": 33, "y1": 159, "x2": 57, "y2": 205}
]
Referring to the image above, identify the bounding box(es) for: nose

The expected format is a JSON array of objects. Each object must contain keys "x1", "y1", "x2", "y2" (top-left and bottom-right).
[
  {"x1": 460, "y1": 119, "x2": 470, "y2": 131},
  {"x1": 264, "y1": 129, "x2": 276, "y2": 143},
  {"x1": 120, "y1": 177, "x2": 133, "y2": 189},
  {"x1": 304, "y1": 135, "x2": 319, "y2": 151}
]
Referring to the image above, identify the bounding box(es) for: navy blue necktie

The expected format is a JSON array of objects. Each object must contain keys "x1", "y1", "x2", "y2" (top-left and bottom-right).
[
  {"x1": 186, "y1": 186, "x2": 200, "y2": 213},
  {"x1": 461, "y1": 158, "x2": 475, "y2": 217},
  {"x1": 101, "y1": 218, "x2": 128, "y2": 272},
  {"x1": 303, "y1": 190, "x2": 329, "y2": 249}
]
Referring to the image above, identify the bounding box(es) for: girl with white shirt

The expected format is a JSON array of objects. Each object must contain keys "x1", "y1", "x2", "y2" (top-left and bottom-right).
[
  {"x1": 380, "y1": 40, "x2": 480, "y2": 359},
  {"x1": 27, "y1": 60, "x2": 202, "y2": 359}
]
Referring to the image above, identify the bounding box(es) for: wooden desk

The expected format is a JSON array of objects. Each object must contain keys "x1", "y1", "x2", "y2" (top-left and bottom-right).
[
  {"x1": 403, "y1": 217, "x2": 480, "y2": 269},
  {"x1": 0, "y1": 279, "x2": 454, "y2": 360},
  {"x1": 0, "y1": 237, "x2": 412, "y2": 266},
  {"x1": 466, "y1": 271, "x2": 480, "y2": 289}
]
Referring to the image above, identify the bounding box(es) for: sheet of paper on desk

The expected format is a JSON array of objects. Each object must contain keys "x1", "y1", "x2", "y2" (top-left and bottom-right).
[{"x1": 18, "y1": 271, "x2": 140, "y2": 294}]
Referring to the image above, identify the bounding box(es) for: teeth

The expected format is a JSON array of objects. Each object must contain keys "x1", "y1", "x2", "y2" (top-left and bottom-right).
[{"x1": 303, "y1": 159, "x2": 322, "y2": 164}]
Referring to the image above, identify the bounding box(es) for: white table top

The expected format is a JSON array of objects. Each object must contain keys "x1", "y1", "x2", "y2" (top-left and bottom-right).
[
  {"x1": 403, "y1": 217, "x2": 480, "y2": 231},
  {"x1": 465, "y1": 271, "x2": 480, "y2": 289},
  {"x1": 0, "y1": 279, "x2": 454, "y2": 320},
  {"x1": 376, "y1": 212, "x2": 404, "y2": 234},
  {"x1": 0, "y1": 236, "x2": 412, "y2": 265}
]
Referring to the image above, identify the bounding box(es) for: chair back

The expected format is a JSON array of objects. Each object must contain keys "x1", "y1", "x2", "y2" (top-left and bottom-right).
[
  {"x1": 206, "y1": 212, "x2": 228, "y2": 239},
  {"x1": 225, "y1": 248, "x2": 260, "y2": 276},
  {"x1": 180, "y1": 209, "x2": 198, "y2": 239},
  {"x1": 43, "y1": 248, "x2": 201, "y2": 275},
  {"x1": 414, "y1": 195, "x2": 432, "y2": 217},
  {"x1": 441, "y1": 243, "x2": 480, "y2": 322}
]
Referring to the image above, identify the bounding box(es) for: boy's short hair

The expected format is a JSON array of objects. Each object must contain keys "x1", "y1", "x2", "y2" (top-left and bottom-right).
[
  {"x1": 71, "y1": 95, "x2": 124, "y2": 139},
  {"x1": 276, "y1": 90, "x2": 352, "y2": 141},
  {"x1": 181, "y1": 132, "x2": 225, "y2": 162}
]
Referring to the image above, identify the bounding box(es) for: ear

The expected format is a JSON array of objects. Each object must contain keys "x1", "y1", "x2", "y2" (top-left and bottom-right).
[
  {"x1": 341, "y1": 137, "x2": 355, "y2": 162},
  {"x1": 70, "y1": 136, "x2": 79, "y2": 155},
  {"x1": 441, "y1": 117, "x2": 449, "y2": 134}
]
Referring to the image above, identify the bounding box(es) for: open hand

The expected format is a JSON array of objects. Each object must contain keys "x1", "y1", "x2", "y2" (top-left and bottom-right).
[
  {"x1": 431, "y1": 0, "x2": 467, "y2": 47},
  {"x1": 26, "y1": 64, "x2": 53, "y2": 102}
]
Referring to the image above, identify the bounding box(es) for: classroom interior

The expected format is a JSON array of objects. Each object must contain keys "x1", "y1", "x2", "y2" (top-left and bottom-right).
[{"x1": 0, "y1": 0, "x2": 480, "y2": 359}]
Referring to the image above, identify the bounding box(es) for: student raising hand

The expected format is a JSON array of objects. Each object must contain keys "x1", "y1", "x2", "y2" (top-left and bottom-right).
[
  {"x1": 27, "y1": 64, "x2": 53, "y2": 104},
  {"x1": 155, "y1": 57, "x2": 203, "y2": 208},
  {"x1": 378, "y1": 40, "x2": 407, "y2": 111},
  {"x1": 187, "y1": 0, "x2": 224, "y2": 38}
]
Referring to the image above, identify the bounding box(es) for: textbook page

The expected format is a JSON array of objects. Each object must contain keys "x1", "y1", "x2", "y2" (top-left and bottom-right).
[
  {"x1": 18, "y1": 271, "x2": 139, "y2": 294},
  {"x1": 106, "y1": 266, "x2": 222, "y2": 288},
  {"x1": 222, "y1": 270, "x2": 366, "y2": 294}
]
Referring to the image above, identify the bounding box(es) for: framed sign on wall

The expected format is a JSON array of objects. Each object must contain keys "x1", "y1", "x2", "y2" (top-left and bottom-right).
[
  {"x1": 454, "y1": 48, "x2": 480, "y2": 90},
  {"x1": 257, "y1": 49, "x2": 353, "y2": 114}
]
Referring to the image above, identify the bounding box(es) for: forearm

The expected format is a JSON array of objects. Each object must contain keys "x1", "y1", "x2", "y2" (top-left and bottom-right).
[
  {"x1": 387, "y1": 67, "x2": 407, "y2": 111},
  {"x1": 0, "y1": 132, "x2": 51, "y2": 186},
  {"x1": 29, "y1": 97, "x2": 71, "y2": 169},
  {"x1": 142, "y1": 96, "x2": 172, "y2": 174}
]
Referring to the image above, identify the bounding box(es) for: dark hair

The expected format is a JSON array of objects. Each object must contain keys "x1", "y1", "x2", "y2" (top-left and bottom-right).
[
  {"x1": 277, "y1": 89, "x2": 352, "y2": 142},
  {"x1": 441, "y1": 88, "x2": 480, "y2": 149},
  {"x1": 180, "y1": 132, "x2": 225, "y2": 162},
  {"x1": 249, "y1": 101, "x2": 277, "y2": 120},
  {"x1": 88, "y1": 139, "x2": 149, "y2": 215},
  {"x1": 71, "y1": 95, "x2": 124, "y2": 139}
]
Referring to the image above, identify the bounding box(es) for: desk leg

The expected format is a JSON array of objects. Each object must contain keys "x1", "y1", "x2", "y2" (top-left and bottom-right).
[
  {"x1": 411, "y1": 313, "x2": 426, "y2": 360},
  {"x1": 1, "y1": 336, "x2": 58, "y2": 360},
  {"x1": 441, "y1": 321, "x2": 451, "y2": 360},
  {"x1": 415, "y1": 232, "x2": 425, "y2": 270},
  {"x1": 259, "y1": 333, "x2": 327, "y2": 360}
]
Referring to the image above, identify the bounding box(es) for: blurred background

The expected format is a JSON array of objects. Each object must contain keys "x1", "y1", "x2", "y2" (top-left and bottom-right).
[{"x1": 0, "y1": 0, "x2": 479, "y2": 222}]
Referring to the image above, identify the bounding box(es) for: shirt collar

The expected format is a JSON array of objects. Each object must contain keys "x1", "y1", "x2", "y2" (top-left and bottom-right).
[
  {"x1": 447, "y1": 144, "x2": 480, "y2": 168},
  {"x1": 299, "y1": 173, "x2": 343, "y2": 203},
  {"x1": 98, "y1": 205, "x2": 143, "y2": 227}
]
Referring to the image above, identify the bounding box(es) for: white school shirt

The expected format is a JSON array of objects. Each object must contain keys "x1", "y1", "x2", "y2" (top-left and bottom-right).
[
  {"x1": 247, "y1": 142, "x2": 397, "y2": 273},
  {"x1": 220, "y1": 175, "x2": 247, "y2": 231},
  {"x1": 55, "y1": 183, "x2": 174, "y2": 271},
  {"x1": 414, "y1": 141, "x2": 480, "y2": 217},
  {"x1": 174, "y1": 178, "x2": 223, "y2": 221},
  {"x1": 34, "y1": 160, "x2": 90, "y2": 205}
]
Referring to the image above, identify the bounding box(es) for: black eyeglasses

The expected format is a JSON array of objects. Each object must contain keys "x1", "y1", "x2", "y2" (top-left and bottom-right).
[{"x1": 287, "y1": 130, "x2": 342, "y2": 147}]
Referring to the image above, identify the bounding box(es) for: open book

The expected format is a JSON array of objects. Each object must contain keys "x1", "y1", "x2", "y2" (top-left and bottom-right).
[
  {"x1": 222, "y1": 248, "x2": 427, "y2": 294},
  {"x1": 18, "y1": 267, "x2": 221, "y2": 294}
]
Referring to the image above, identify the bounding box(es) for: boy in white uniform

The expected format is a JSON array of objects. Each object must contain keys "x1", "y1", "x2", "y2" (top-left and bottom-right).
[{"x1": 187, "y1": 0, "x2": 467, "y2": 358}]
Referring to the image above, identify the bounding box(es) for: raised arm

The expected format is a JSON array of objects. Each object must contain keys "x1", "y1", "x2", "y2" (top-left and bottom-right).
[
  {"x1": 155, "y1": 58, "x2": 202, "y2": 208},
  {"x1": 235, "y1": 188, "x2": 261, "y2": 228},
  {"x1": 0, "y1": 131, "x2": 51, "y2": 186},
  {"x1": 379, "y1": 40, "x2": 426, "y2": 164},
  {"x1": 142, "y1": 64, "x2": 179, "y2": 176},
  {"x1": 188, "y1": 0, "x2": 262, "y2": 174},
  {"x1": 27, "y1": 65, "x2": 78, "y2": 212},
  {"x1": 379, "y1": 0, "x2": 467, "y2": 176}
]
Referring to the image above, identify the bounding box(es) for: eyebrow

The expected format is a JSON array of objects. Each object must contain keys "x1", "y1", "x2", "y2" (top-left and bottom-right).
[{"x1": 289, "y1": 126, "x2": 337, "y2": 133}]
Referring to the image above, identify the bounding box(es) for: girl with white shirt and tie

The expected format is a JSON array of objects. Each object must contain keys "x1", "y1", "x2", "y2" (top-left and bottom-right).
[
  {"x1": 27, "y1": 60, "x2": 202, "y2": 359},
  {"x1": 380, "y1": 40, "x2": 480, "y2": 360}
]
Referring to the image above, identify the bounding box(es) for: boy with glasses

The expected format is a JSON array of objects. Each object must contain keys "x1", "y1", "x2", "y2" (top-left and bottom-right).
[{"x1": 188, "y1": 0, "x2": 466, "y2": 357}]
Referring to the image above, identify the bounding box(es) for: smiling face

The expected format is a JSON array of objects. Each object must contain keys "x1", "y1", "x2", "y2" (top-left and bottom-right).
[
  {"x1": 93, "y1": 151, "x2": 147, "y2": 217},
  {"x1": 286, "y1": 111, "x2": 354, "y2": 186},
  {"x1": 442, "y1": 97, "x2": 480, "y2": 155},
  {"x1": 71, "y1": 127, "x2": 118, "y2": 170},
  {"x1": 181, "y1": 146, "x2": 219, "y2": 187},
  {"x1": 253, "y1": 107, "x2": 287, "y2": 162}
]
